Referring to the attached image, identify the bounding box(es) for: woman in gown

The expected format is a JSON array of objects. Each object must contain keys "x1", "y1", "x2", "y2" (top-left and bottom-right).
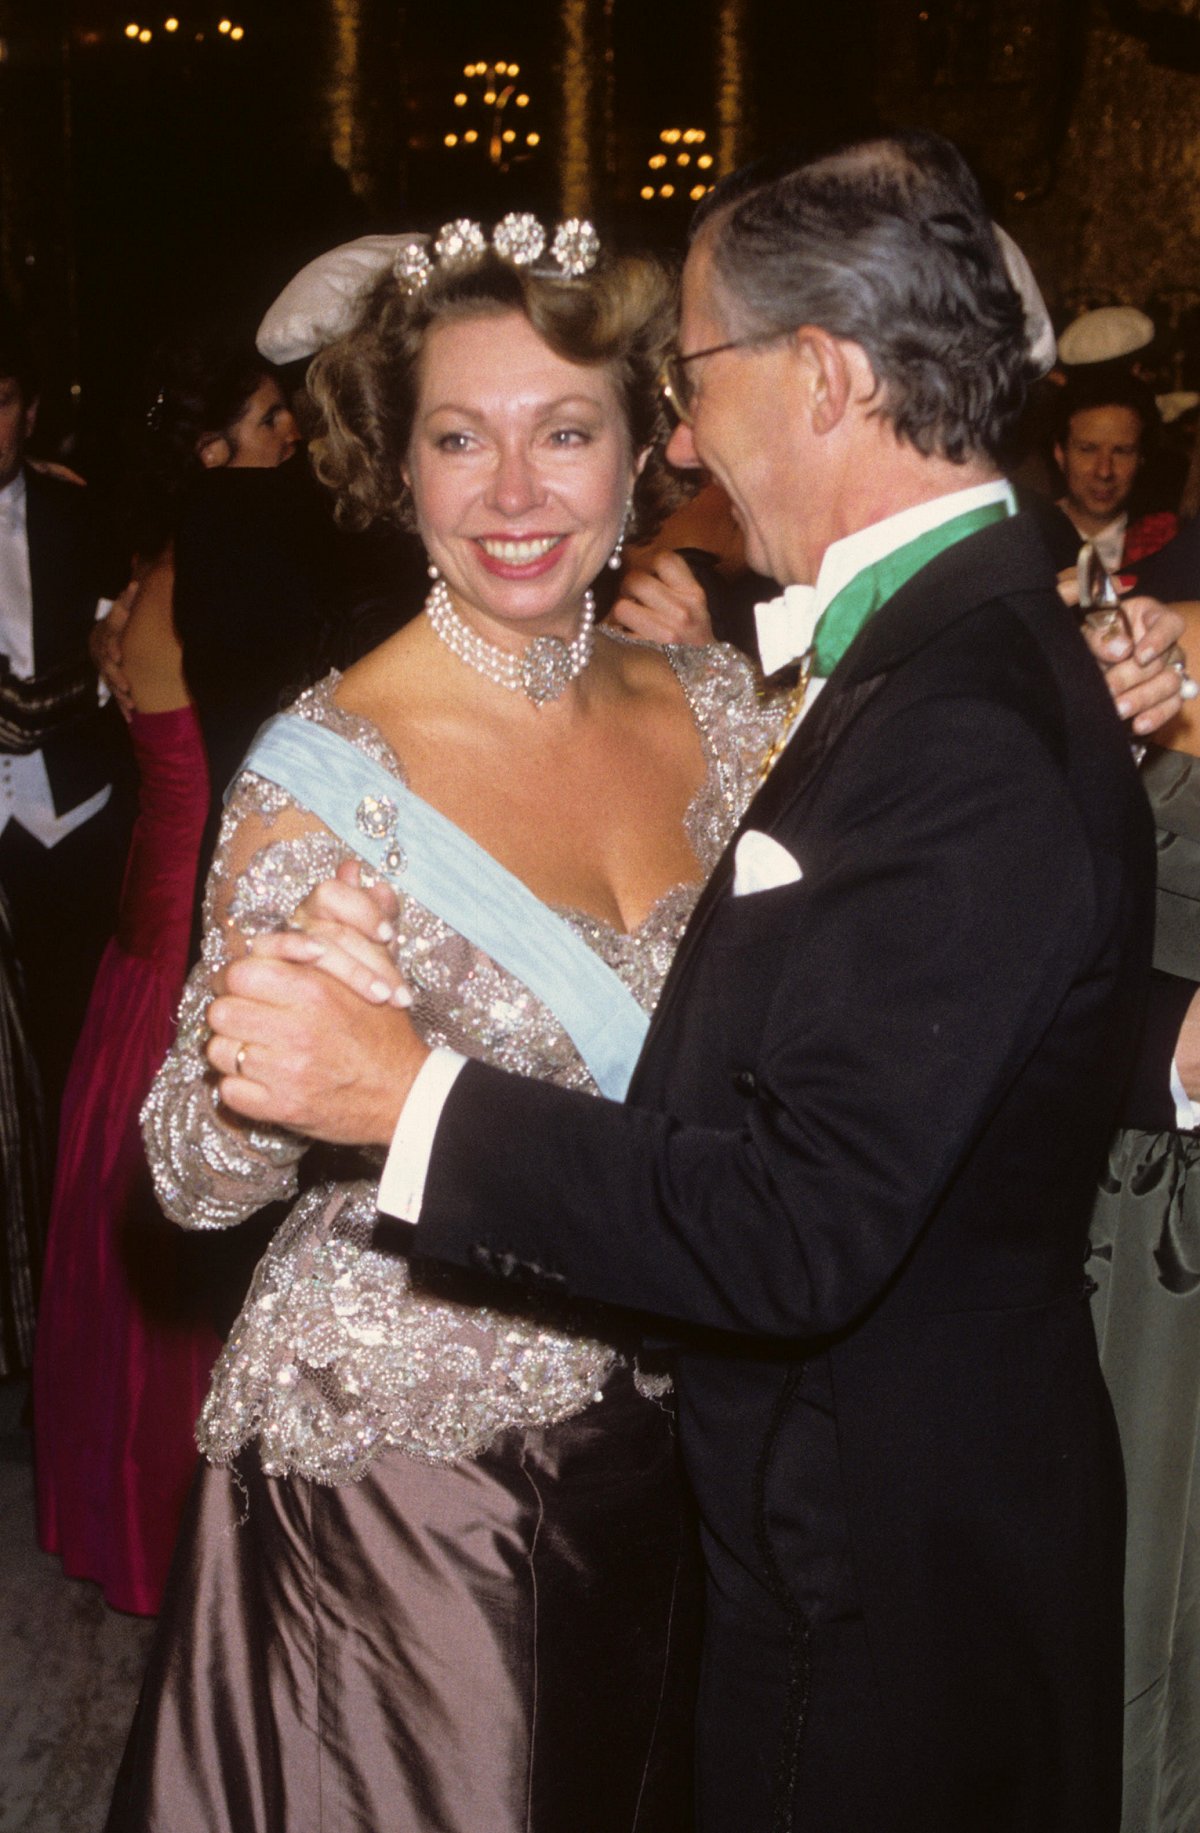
[
  {"x1": 34, "y1": 347, "x2": 300, "y2": 1614},
  {"x1": 106, "y1": 224, "x2": 776, "y2": 1831}
]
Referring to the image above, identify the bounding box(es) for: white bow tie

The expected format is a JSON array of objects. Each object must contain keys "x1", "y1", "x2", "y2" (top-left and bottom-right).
[{"x1": 754, "y1": 584, "x2": 822, "y2": 678}]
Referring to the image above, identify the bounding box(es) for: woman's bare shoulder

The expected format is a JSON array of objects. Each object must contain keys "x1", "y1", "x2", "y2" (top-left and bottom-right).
[{"x1": 334, "y1": 616, "x2": 427, "y2": 708}]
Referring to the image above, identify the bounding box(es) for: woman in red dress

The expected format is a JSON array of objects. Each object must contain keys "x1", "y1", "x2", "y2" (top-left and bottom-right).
[{"x1": 34, "y1": 345, "x2": 299, "y2": 1613}]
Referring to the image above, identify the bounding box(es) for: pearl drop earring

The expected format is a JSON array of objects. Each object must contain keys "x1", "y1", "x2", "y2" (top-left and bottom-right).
[{"x1": 608, "y1": 498, "x2": 633, "y2": 572}]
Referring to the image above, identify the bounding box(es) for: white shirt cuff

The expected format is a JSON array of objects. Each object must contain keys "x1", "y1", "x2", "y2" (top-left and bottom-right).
[
  {"x1": 377, "y1": 1046, "x2": 469, "y2": 1222},
  {"x1": 1170, "y1": 1057, "x2": 1199, "y2": 1131}
]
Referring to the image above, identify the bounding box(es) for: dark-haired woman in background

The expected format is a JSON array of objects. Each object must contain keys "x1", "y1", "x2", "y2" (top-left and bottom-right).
[{"x1": 34, "y1": 343, "x2": 298, "y2": 1615}]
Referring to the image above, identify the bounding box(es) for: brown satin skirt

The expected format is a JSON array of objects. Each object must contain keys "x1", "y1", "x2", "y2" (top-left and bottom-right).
[{"x1": 106, "y1": 1368, "x2": 700, "y2": 1833}]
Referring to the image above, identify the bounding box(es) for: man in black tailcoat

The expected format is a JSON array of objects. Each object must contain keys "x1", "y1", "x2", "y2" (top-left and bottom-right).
[{"x1": 207, "y1": 134, "x2": 1156, "y2": 1829}]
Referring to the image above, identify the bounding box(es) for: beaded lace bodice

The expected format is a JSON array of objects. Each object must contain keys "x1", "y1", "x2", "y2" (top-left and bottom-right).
[{"x1": 143, "y1": 637, "x2": 774, "y2": 1482}]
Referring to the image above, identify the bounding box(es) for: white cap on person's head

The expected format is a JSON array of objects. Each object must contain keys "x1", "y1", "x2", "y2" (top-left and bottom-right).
[
  {"x1": 256, "y1": 233, "x2": 427, "y2": 365},
  {"x1": 1057, "y1": 306, "x2": 1154, "y2": 369}
]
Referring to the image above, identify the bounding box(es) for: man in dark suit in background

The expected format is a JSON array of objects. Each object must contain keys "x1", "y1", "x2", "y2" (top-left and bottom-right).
[
  {"x1": 208, "y1": 135, "x2": 1155, "y2": 1829},
  {"x1": 0, "y1": 320, "x2": 127, "y2": 1139}
]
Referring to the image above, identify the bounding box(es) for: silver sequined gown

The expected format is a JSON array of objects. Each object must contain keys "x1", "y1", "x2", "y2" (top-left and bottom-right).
[{"x1": 108, "y1": 637, "x2": 774, "y2": 1833}]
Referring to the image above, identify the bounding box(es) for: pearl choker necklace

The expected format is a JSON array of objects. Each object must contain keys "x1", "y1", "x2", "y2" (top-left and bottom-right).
[{"x1": 425, "y1": 578, "x2": 596, "y2": 704}]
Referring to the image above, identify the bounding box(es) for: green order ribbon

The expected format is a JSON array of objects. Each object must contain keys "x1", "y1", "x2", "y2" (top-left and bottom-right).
[{"x1": 811, "y1": 498, "x2": 1013, "y2": 678}]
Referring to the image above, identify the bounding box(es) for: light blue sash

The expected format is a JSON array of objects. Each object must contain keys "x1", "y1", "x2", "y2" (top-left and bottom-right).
[{"x1": 238, "y1": 714, "x2": 650, "y2": 1099}]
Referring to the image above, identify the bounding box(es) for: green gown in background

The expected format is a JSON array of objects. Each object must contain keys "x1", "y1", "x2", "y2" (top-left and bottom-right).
[{"x1": 1090, "y1": 744, "x2": 1200, "y2": 1833}]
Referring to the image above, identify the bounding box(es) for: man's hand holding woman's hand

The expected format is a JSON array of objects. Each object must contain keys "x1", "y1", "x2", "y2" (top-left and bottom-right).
[
  {"x1": 205, "y1": 861, "x2": 429, "y2": 1147},
  {"x1": 250, "y1": 864, "x2": 412, "y2": 1008}
]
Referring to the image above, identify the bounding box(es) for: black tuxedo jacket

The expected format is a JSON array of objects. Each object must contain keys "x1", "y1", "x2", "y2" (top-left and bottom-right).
[
  {"x1": 414, "y1": 513, "x2": 1154, "y2": 1828},
  {"x1": 16, "y1": 467, "x2": 120, "y2": 815}
]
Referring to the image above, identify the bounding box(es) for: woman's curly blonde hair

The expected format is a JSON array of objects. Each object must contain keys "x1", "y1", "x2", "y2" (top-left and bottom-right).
[{"x1": 305, "y1": 247, "x2": 683, "y2": 544}]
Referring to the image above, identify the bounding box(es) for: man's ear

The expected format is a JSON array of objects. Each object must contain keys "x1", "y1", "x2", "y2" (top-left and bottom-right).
[
  {"x1": 1053, "y1": 441, "x2": 1065, "y2": 477},
  {"x1": 23, "y1": 396, "x2": 38, "y2": 443},
  {"x1": 789, "y1": 329, "x2": 860, "y2": 436}
]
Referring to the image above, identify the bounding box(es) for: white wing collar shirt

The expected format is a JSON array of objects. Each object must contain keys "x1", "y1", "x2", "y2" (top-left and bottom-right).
[
  {"x1": 380, "y1": 477, "x2": 1022, "y2": 1220},
  {"x1": 755, "y1": 476, "x2": 1017, "y2": 735},
  {"x1": 0, "y1": 470, "x2": 110, "y2": 847}
]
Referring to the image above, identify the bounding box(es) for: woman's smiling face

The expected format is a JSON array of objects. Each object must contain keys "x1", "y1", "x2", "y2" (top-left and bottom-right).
[{"x1": 405, "y1": 308, "x2": 637, "y2": 639}]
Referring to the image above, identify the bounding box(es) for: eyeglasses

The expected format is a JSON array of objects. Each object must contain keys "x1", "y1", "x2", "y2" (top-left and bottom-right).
[{"x1": 658, "y1": 338, "x2": 763, "y2": 426}]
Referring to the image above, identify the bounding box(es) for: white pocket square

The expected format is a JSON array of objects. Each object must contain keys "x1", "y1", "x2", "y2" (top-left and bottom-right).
[{"x1": 732, "y1": 830, "x2": 804, "y2": 897}]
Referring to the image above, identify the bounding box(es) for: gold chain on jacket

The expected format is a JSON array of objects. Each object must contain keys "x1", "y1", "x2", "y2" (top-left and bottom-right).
[{"x1": 758, "y1": 652, "x2": 814, "y2": 784}]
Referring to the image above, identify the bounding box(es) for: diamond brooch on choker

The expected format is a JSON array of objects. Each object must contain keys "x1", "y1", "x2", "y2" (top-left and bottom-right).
[{"x1": 425, "y1": 578, "x2": 596, "y2": 705}]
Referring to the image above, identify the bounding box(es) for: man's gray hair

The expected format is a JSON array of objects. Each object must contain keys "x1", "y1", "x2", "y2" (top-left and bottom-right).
[{"x1": 695, "y1": 133, "x2": 1030, "y2": 463}]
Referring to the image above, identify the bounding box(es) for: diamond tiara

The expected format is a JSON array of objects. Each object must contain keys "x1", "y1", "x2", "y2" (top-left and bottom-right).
[{"x1": 392, "y1": 213, "x2": 602, "y2": 294}]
